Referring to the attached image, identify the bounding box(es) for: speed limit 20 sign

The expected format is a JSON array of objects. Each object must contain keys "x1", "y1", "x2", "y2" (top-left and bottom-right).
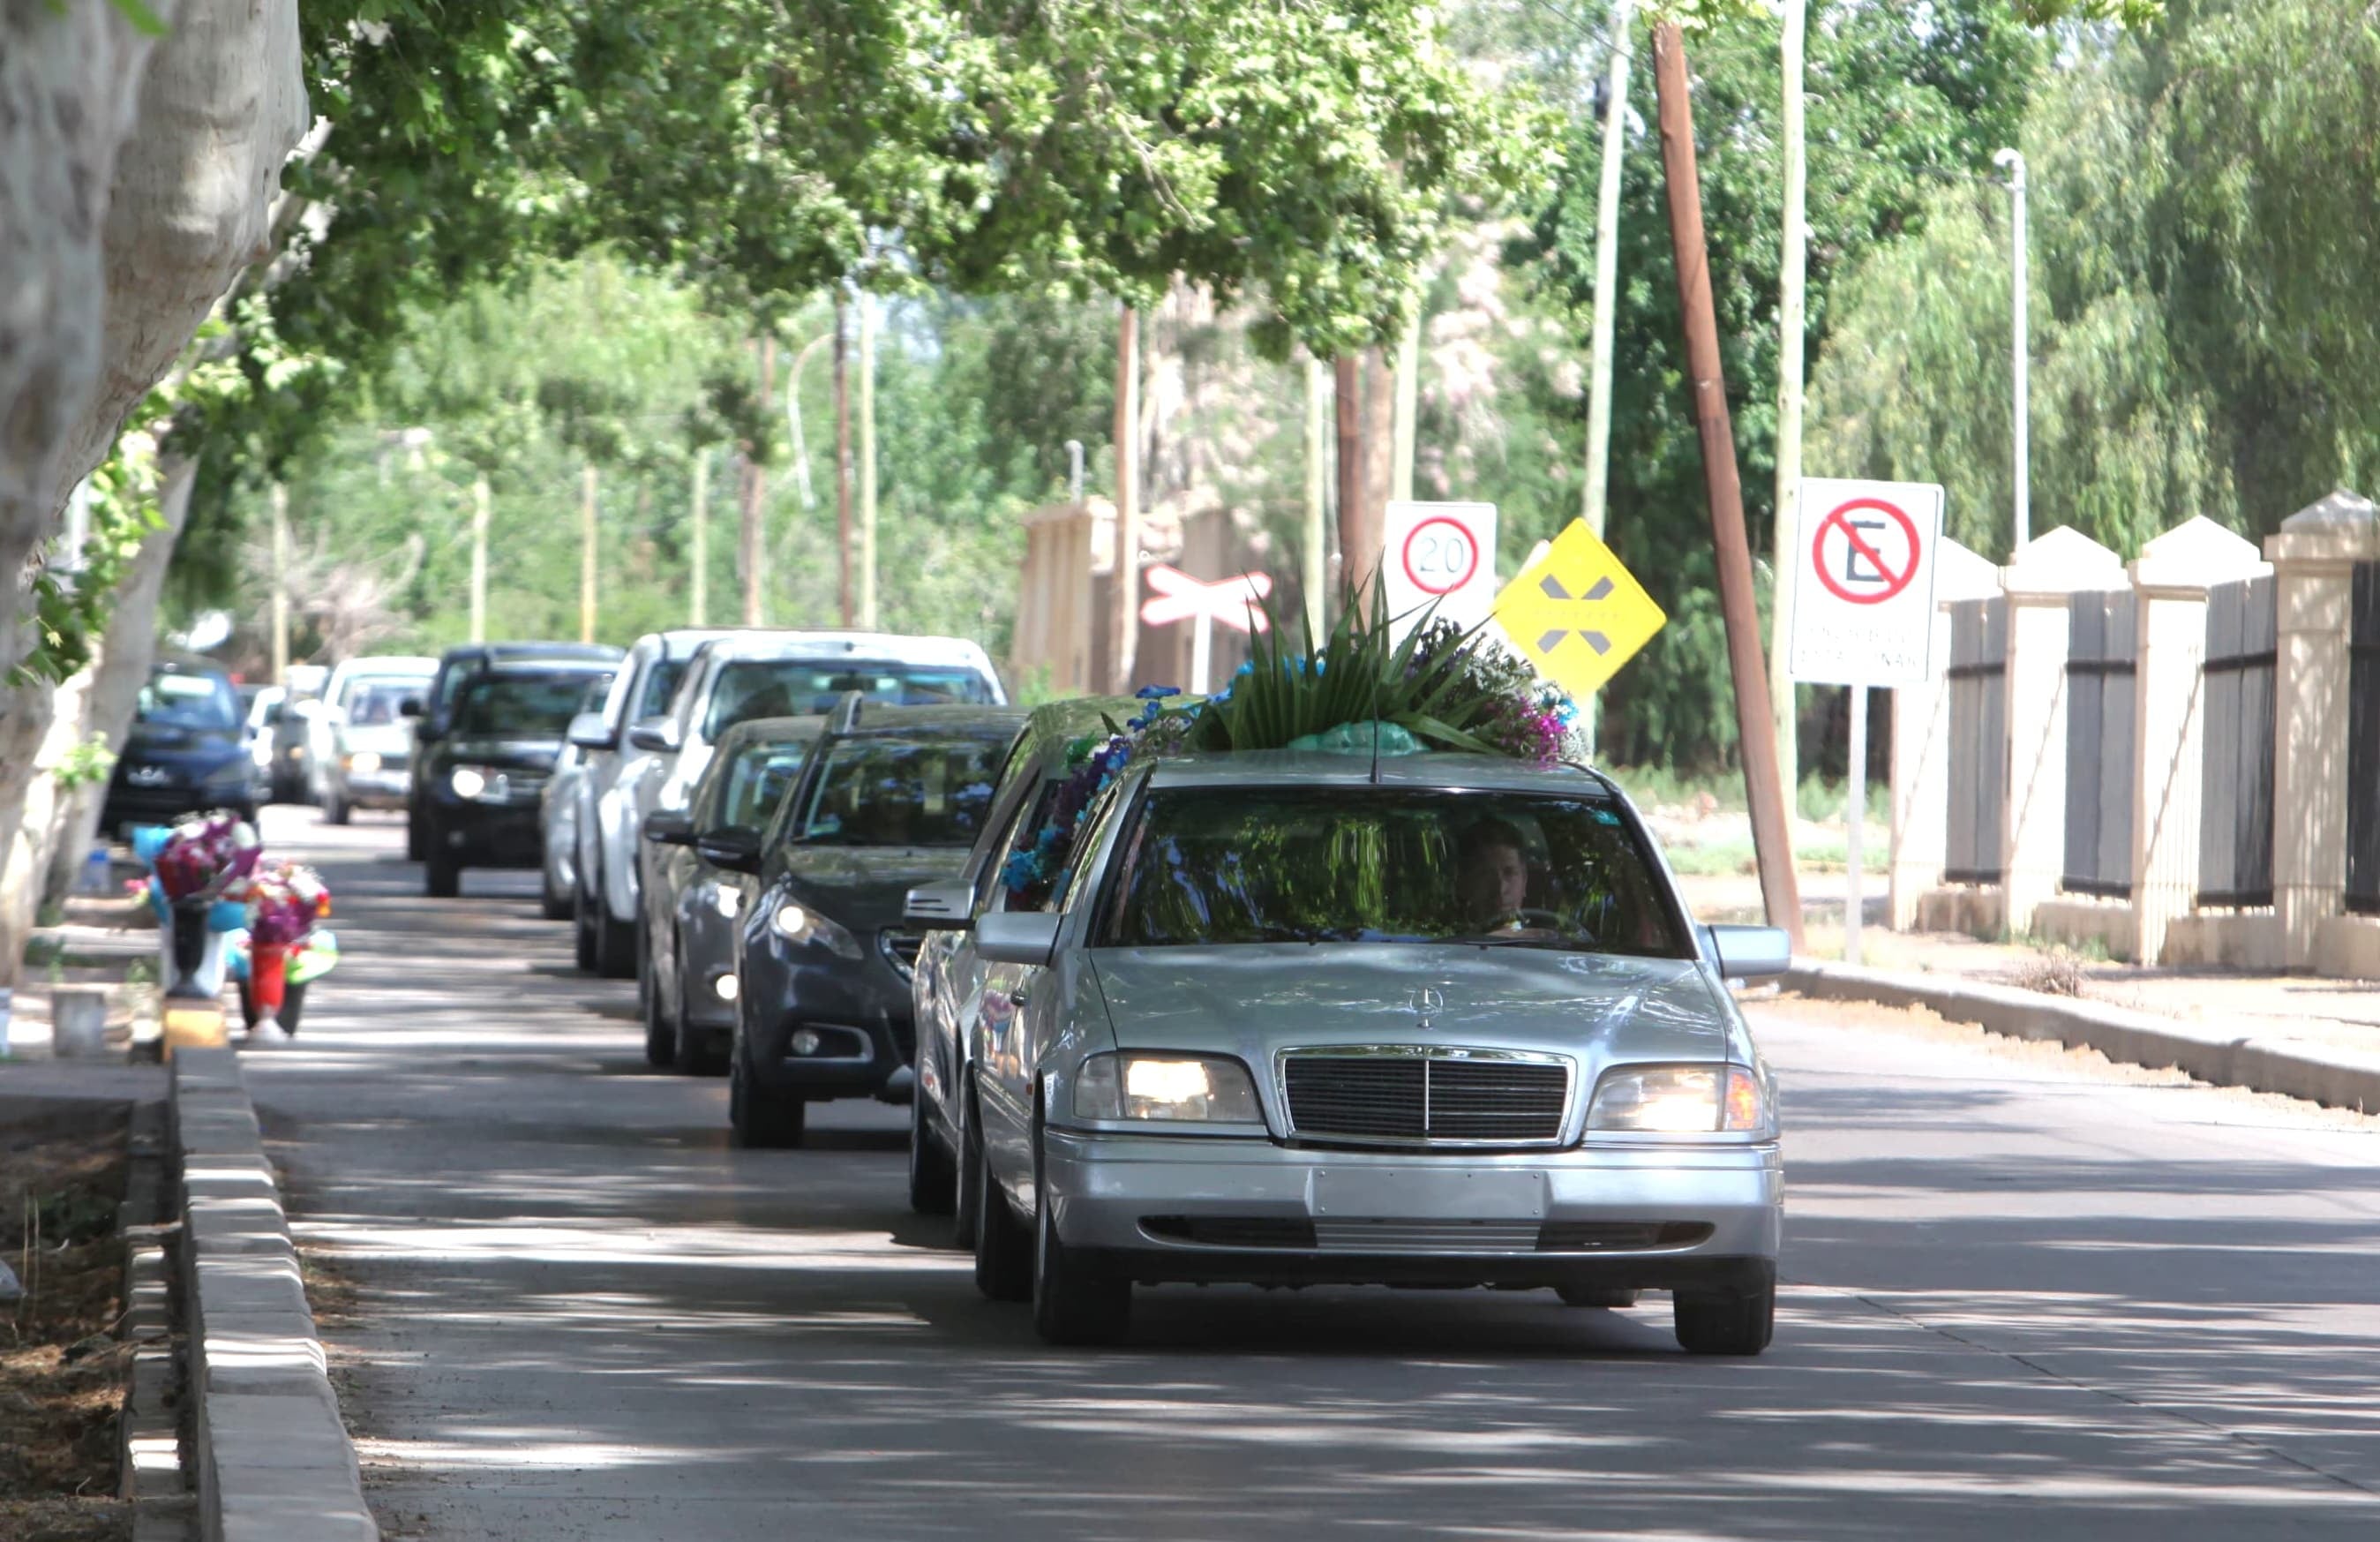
[
  {"x1": 1382, "y1": 500, "x2": 1498, "y2": 640},
  {"x1": 1787, "y1": 478, "x2": 1944, "y2": 688}
]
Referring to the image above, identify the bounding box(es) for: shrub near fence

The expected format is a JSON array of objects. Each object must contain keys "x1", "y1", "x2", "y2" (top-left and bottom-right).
[
  {"x1": 2062, "y1": 589, "x2": 2137, "y2": 898},
  {"x1": 2197, "y1": 575, "x2": 2277, "y2": 909}
]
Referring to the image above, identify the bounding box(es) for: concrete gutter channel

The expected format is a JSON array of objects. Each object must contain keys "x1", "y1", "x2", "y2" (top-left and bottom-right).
[
  {"x1": 1787, "y1": 959, "x2": 2380, "y2": 1114},
  {"x1": 170, "y1": 1049, "x2": 379, "y2": 1541}
]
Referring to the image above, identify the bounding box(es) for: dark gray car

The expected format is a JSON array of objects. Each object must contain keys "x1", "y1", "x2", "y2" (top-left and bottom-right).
[{"x1": 639, "y1": 716, "x2": 823, "y2": 1073}]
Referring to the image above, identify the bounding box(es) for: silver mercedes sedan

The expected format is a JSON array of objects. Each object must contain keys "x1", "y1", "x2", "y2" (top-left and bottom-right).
[{"x1": 954, "y1": 749, "x2": 1789, "y2": 1353}]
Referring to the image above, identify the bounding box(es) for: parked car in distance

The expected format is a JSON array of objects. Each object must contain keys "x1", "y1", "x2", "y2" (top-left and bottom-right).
[
  {"x1": 101, "y1": 653, "x2": 257, "y2": 836},
  {"x1": 588, "y1": 630, "x2": 1006, "y2": 982},
  {"x1": 265, "y1": 663, "x2": 327, "y2": 804},
  {"x1": 904, "y1": 695, "x2": 1140, "y2": 1231},
  {"x1": 312, "y1": 656, "x2": 438, "y2": 824},
  {"x1": 960, "y1": 749, "x2": 1789, "y2": 1353},
  {"x1": 537, "y1": 676, "x2": 626, "y2": 921},
  {"x1": 559, "y1": 628, "x2": 734, "y2": 971},
  {"x1": 409, "y1": 642, "x2": 622, "y2": 860},
  {"x1": 714, "y1": 697, "x2": 1025, "y2": 1148},
  {"x1": 639, "y1": 715, "x2": 823, "y2": 1072},
  {"x1": 243, "y1": 685, "x2": 286, "y2": 797},
  {"x1": 414, "y1": 656, "x2": 618, "y2": 898}
]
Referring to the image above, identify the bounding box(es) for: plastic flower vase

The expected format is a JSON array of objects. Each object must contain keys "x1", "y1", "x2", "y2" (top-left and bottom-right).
[
  {"x1": 161, "y1": 898, "x2": 231, "y2": 1000},
  {"x1": 245, "y1": 941, "x2": 291, "y2": 1043}
]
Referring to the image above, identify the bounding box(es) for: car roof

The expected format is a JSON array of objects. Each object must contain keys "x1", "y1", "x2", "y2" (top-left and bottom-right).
[
  {"x1": 694, "y1": 630, "x2": 995, "y2": 668},
  {"x1": 441, "y1": 641, "x2": 623, "y2": 665},
  {"x1": 713, "y1": 714, "x2": 828, "y2": 752},
  {"x1": 633, "y1": 628, "x2": 741, "y2": 659},
  {"x1": 1142, "y1": 749, "x2": 1618, "y2": 798},
  {"x1": 830, "y1": 703, "x2": 1026, "y2": 739},
  {"x1": 476, "y1": 657, "x2": 619, "y2": 680},
  {"x1": 152, "y1": 651, "x2": 231, "y2": 679},
  {"x1": 334, "y1": 655, "x2": 439, "y2": 675}
]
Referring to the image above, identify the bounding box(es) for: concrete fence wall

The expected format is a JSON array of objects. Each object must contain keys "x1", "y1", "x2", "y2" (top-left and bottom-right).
[{"x1": 1890, "y1": 491, "x2": 2380, "y2": 977}]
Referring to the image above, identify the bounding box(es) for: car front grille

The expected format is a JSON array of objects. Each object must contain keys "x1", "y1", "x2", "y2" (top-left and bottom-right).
[
  {"x1": 1140, "y1": 1216, "x2": 1710, "y2": 1255},
  {"x1": 1281, "y1": 1049, "x2": 1571, "y2": 1147},
  {"x1": 878, "y1": 929, "x2": 923, "y2": 981}
]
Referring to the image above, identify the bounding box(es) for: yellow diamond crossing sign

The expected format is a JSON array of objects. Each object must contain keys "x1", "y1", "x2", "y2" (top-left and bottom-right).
[{"x1": 1493, "y1": 519, "x2": 1666, "y2": 698}]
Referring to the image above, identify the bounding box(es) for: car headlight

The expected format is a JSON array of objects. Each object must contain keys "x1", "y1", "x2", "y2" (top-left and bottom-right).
[
  {"x1": 770, "y1": 898, "x2": 860, "y2": 959},
  {"x1": 1588, "y1": 1064, "x2": 1769, "y2": 1135},
  {"x1": 449, "y1": 765, "x2": 490, "y2": 799},
  {"x1": 1073, "y1": 1053, "x2": 1264, "y2": 1124},
  {"x1": 344, "y1": 750, "x2": 381, "y2": 775}
]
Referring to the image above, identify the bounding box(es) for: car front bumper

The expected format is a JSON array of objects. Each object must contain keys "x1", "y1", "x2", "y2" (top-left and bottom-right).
[
  {"x1": 741, "y1": 948, "x2": 916, "y2": 1102},
  {"x1": 1042, "y1": 1132, "x2": 1781, "y2": 1293},
  {"x1": 426, "y1": 797, "x2": 544, "y2": 869},
  {"x1": 335, "y1": 768, "x2": 410, "y2": 807}
]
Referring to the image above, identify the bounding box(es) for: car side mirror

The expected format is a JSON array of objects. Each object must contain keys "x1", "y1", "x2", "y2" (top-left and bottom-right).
[
  {"x1": 398, "y1": 697, "x2": 424, "y2": 718},
  {"x1": 567, "y1": 711, "x2": 617, "y2": 751},
  {"x1": 1706, "y1": 924, "x2": 1791, "y2": 982},
  {"x1": 628, "y1": 715, "x2": 681, "y2": 754},
  {"x1": 694, "y1": 827, "x2": 762, "y2": 876},
  {"x1": 974, "y1": 911, "x2": 1059, "y2": 968},
  {"x1": 644, "y1": 811, "x2": 696, "y2": 846},
  {"x1": 904, "y1": 879, "x2": 972, "y2": 931}
]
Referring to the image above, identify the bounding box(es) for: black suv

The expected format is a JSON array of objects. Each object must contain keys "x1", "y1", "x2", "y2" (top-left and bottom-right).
[
  {"x1": 101, "y1": 654, "x2": 257, "y2": 836},
  {"x1": 416, "y1": 656, "x2": 619, "y2": 897},
  {"x1": 407, "y1": 641, "x2": 621, "y2": 860},
  {"x1": 710, "y1": 696, "x2": 1025, "y2": 1147}
]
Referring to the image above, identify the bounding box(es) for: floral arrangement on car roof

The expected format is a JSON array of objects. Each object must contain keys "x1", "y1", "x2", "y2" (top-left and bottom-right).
[{"x1": 998, "y1": 583, "x2": 1582, "y2": 897}]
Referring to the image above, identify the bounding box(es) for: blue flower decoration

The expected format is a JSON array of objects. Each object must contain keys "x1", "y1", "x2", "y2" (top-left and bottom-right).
[{"x1": 1136, "y1": 685, "x2": 1181, "y2": 700}]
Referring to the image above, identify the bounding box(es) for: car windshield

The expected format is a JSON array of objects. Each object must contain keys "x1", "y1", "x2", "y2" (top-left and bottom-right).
[
  {"x1": 702, "y1": 659, "x2": 996, "y2": 738},
  {"x1": 1098, "y1": 786, "x2": 1688, "y2": 956},
  {"x1": 638, "y1": 658, "x2": 687, "y2": 720},
  {"x1": 340, "y1": 679, "x2": 425, "y2": 726},
  {"x1": 135, "y1": 669, "x2": 241, "y2": 732},
  {"x1": 713, "y1": 739, "x2": 815, "y2": 831},
  {"x1": 791, "y1": 733, "x2": 1006, "y2": 848},
  {"x1": 452, "y1": 671, "x2": 613, "y2": 739}
]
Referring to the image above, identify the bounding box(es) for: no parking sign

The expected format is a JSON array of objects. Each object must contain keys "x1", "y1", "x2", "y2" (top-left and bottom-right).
[{"x1": 1788, "y1": 479, "x2": 1944, "y2": 688}]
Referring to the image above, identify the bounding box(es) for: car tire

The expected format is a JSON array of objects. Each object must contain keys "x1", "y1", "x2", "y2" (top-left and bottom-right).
[
  {"x1": 1032, "y1": 1131, "x2": 1129, "y2": 1345},
  {"x1": 573, "y1": 874, "x2": 600, "y2": 973},
  {"x1": 540, "y1": 861, "x2": 574, "y2": 921},
  {"x1": 1557, "y1": 1286, "x2": 1640, "y2": 1309},
  {"x1": 950, "y1": 1089, "x2": 981, "y2": 1252},
  {"x1": 406, "y1": 804, "x2": 425, "y2": 861},
  {"x1": 908, "y1": 1081, "x2": 957, "y2": 1216},
  {"x1": 1673, "y1": 1267, "x2": 1776, "y2": 1357},
  {"x1": 970, "y1": 1089, "x2": 1032, "y2": 1303},
  {"x1": 324, "y1": 788, "x2": 349, "y2": 826},
  {"x1": 591, "y1": 876, "x2": 636, "y2": 981},
  {"x1": 728, "y1": 1049, "x2": 806, "y2": 1148},
  {"x1": 641, "y1": 936, "x2": 675, "y2": 1071},
  {"x1": 424, "y1": 847, "x2": 461, "y2": 899},
  {"x1": 672, "y1": 945, "x2": 727, "y2": 1077}
]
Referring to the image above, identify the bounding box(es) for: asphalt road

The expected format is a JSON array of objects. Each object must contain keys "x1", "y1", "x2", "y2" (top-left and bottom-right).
[{"x1": 244, "y1": 809, "x2": 2380, "y2": 1540}]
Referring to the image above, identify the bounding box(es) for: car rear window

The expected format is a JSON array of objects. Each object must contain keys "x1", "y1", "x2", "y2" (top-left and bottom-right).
[
  {"x1": 452, "y1": 671, "x2": 614, "y2": 739},
  {"x1": 136, "y1": 669, "x2": 240, "y2": 732},
  {"x1": 702, "y1": 660, "x2": 997, "y2": 738},
  {"x1": 1097, "y1": 786, "x2": 1687, "y2": 957},
  {"x1": 340, "y1": 679, "x2": 426, "y2": 726},
  {"x1": 788, "y1": 733, "x2": 1007, "y2": 848}
]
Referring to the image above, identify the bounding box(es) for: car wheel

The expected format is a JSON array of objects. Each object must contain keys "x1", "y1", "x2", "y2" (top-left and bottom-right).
[
  {"x1": 1673, "y1": 1267, "x2": 1776, "y2": 1357},
  {"x1": 540, "y1": 861, "x2": 574, "y2": 921},
  {"x1": 573, "y1": 873, "x2": 600, "y2": 973},
  {"x1": 592, "y1": 888, "x2": 636, "y2": 981},
  {"x1": 424, "y1": 824, "x2": 461, "y2": 898},
  {"x1": 908, "y1": 1079, "x2": 957, "y2": 1216},
  {"x1": 950, "y1": 1087, "x2": 981, "y2": 1252},
  {"x1": 1557, "y1": 1286, "x2": 1640, "y2": 1309},
  {"x1": 641, "y1": 935, "x2": 675, "y2": 1071},
  {"x1": 728, "y1": 1049, "x2": 805, "y2": 1148},
  {"x1": 1032, "y1": 1129, "x2": 1129, "y2": 1345},
  {"x1": 970, "y1": 1088, "x2": 1033, "y2": 1303},
  {"x1": 405, "y1": 804, "x2": 425, "y2": 861},
  {"x1": 323, "y1": 788, "x2": 349, "y2": 826}
]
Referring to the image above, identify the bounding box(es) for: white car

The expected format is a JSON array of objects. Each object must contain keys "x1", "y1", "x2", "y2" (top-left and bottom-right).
[
  {"x1": 311, "y1": 656, "x2": 438, "y2": 824},
  {"x1": 548, "y1": 629, "x2": 735, "y2": 943},
  {"x1": 594, "y1": 632, "x2": 1007, "y2": 982}
]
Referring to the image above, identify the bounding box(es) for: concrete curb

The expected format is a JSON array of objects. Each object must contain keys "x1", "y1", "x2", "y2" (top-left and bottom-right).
[
  {"x1": 170, "y1": 1049, "x2": 378, "y2": 1542},
  {"x1": 1784, "y1": 959, "x2": 2380, "y2": 1114}
]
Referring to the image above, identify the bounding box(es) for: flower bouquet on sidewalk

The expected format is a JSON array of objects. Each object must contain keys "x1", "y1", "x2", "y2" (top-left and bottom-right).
[
  {"x1": 225, "y1": 861, "x2": 335, "y2": 1044},
  {"x1": 133, "y1": 811, "x2": 263, "y2": 1002}
]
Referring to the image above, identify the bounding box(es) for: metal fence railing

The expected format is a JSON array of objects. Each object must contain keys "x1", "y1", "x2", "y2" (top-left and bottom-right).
[
  {"x1": 2062, "y1": 589, "x2": 2137, "y2": 898},
  {"x1": 1945, "y1": 596, "x2": 2008, "y2": 885},
  {"x1": 2349, "y1": 563, "x2": 2380, "y2": 914},
  {"x1": 2197, "y1": 575, "x2": 2277, "y2": 909}
]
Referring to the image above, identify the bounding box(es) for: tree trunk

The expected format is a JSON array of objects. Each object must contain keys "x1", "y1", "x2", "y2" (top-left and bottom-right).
[
  {"x1": 1107, "y1": 305, "x2": 1141, "y2": 693},
  {"x1": 1333, "y1": 354, "x2": 1364, "y2": 616},
  {"x1": 835, "y1": 299, "x2": 853, "y2": 628},
  {"x1": 1362, "y1": 342, "x2": 1396, "y2": 594},
  {"x1": 40, "y1": 455, "x2": 199, "y2": 911}
]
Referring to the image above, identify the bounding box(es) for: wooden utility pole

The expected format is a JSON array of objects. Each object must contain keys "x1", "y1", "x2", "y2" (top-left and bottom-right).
[
  {"x1": 1303, "y1": 355, "x2": 1329, "y2": 637},
  {"x1": 741, "y1": 333, "x2": 777, "y2": 627},
  {"x1": 578, "y1": 464, "x2": 598, "y2": 644},
  {"x1": 687, "y1": 450, "x2": 709, "y2": 627},
  {"x1": 1771, "y1": 0, "x2": 1808, "y2": 801},
  {"x1": 269, "y1": 483, "x2": 289, "y2": 685},
  {"x1": 1333, "y1": 354, "x2": 1365, "y2": 615},
  {"x1": 1108, "y1": 305, "x2": 1141, "y2": 693},
  {"x1": 1582, "y1": 0, "x2": 1635, "y2": 756},
  {"x1": 859, "y1": 294, "x2": 878, "y2": 630},
  {"x1": 469, "y1": 476, "x2": 491, "y2": 644},
  {"x1": 834, "y1": 295, "x2": 854, "y2": 628},
  {"x1": 1652, "y1": 21, "x2": 1803, "y2": 946}
]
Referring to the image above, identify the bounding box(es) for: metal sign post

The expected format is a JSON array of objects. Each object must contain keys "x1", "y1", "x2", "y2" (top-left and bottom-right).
[{"x1": 1786, "y1": 478, "x2": 1945, "y2": 965}]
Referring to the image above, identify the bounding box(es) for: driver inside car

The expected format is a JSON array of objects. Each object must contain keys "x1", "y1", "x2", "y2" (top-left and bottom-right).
[{"x1": 1456, "y1": 817, "x2": 1539, "y2": 933}]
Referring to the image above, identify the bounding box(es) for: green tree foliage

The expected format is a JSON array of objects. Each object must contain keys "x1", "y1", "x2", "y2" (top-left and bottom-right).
[{"x1": 1507, "y1": 2, "x2": 2044, "y2": 769}]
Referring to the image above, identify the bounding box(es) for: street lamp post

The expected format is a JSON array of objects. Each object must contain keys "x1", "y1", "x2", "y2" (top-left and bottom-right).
[{"x1": 1993, "y1": 147, "x2": 2030, "y2": 556}]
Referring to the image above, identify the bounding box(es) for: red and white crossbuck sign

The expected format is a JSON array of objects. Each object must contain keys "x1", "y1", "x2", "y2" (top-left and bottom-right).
[{"x1": 1140, "y1": 566, "x2": 1272, "y2": 691}]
